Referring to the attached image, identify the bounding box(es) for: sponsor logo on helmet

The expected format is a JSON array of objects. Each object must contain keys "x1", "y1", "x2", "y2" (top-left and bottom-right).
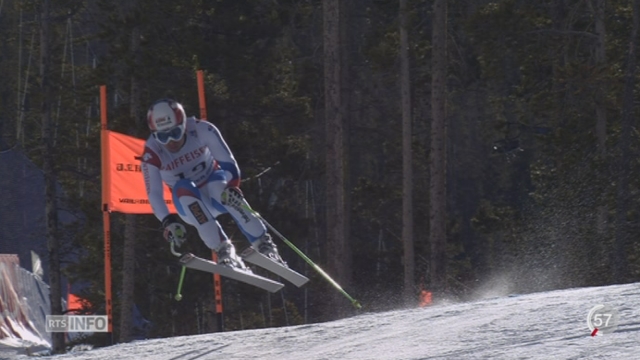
[
  {"x1": 147, "y1": 100, "x2": 185, "y2": 131},
  {"x1": 155, "y1": 115, "x2": 173, "y2": 128}
]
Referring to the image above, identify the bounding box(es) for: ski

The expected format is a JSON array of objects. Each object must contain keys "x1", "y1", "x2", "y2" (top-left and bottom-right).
[
  {"x1": 241, "y1": 247, "x2": 310, "y2": 287},
  {"x1": 178, "y1": 253, "x2": 284, "y2": 293}
]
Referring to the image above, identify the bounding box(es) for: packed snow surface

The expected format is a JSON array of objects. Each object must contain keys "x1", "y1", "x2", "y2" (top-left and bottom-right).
[{"x1": 2, "y1": 282, "x2": 640, "y2": 359}]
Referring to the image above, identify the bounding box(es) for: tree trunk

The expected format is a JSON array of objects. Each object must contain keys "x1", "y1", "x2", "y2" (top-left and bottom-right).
[
  {"x1": 340, "y1": 0, "x2": 352, "y2": 309},
  {"x1": 594, "y1": 0, "x2": 608, "y2": 235},
  {"x1": 323, "y1": 0, "x2": 349, "y2": 314},
  {"x1": 119, "y1": 25, "x2": 141, "y2": 343},
  {"x1": 40, "y1": 0, "x2": 64, "y2": 353},
  {"x1": 614, "y1": 0, "x2": 638, "y2": 282},
  {"x1": 399, "y1": 0, "x2": 415, "y2": 304},
  {"x1": 430, "y1": 0, "x2": 447, "y2": 297},
  {"x1": 594, "y1": 0, "x2": 606, "y2": 155}
]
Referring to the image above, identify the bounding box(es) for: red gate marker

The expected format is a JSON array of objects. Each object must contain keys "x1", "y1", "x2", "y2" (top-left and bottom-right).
[{"x1": 591, "y1": 328, "x2": 598, "y2": 337}]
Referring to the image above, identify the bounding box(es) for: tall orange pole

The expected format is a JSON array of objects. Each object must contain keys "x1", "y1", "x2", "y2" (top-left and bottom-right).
[
  {"x1": 197, "y1": 70, "x2": 208, "y2": 120},
  {"x1": 100, "y1": 85, "x2": 113, "y2": 335},
  {"x1": 197, "y1": 70, "x2": 223, "y2": 330}
]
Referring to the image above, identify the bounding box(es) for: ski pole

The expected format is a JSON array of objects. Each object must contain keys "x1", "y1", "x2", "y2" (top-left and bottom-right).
[
  {"x1": 175, "y1": 265, "x2": 186, "y2": 301},
  {"x1": 242, "y1": 204, "x2": 362, "y2": 309},
  {"x1": 171, "y1": 242, "x2": 186, "y2": 301}
]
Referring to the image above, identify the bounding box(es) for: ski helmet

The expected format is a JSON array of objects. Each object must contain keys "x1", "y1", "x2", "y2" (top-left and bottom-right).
[{"x1": 147, "y1": 99, "x2": 186, "y2": 144}]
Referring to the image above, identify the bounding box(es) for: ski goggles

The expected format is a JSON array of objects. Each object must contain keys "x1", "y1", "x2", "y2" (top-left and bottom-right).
[{"x1": 153, "y1": 125, "x2": 185, "y2": 145}]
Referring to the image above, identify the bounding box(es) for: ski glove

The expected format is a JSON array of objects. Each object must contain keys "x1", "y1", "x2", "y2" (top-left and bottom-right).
[
  {"x1": 162, "y1": 214, "x2": 187, "y2": 247},
  {"x1": 221, "y1": 186, "x2": 244, "y2": 208}
]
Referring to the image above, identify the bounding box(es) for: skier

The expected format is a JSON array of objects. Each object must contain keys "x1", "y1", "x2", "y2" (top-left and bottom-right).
[{"x1": 140, "y1": 98, "x2": 282, "y2": 269}]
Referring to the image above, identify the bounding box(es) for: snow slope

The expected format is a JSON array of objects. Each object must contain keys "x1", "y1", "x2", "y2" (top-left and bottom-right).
[{"x1": 2, "y1": 282, "x2": 639, "y2": 360}]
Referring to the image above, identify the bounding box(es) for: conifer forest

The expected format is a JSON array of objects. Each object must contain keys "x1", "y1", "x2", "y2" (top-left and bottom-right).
[{"x1": 1, "y1": 0, "x2": 640, "y2": 349}]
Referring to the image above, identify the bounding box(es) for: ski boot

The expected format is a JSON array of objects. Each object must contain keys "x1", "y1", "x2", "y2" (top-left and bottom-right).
[
  {"x1": 252, "y1": 234, "x2": 286, "y2": 266},
  {"x1": 216, "y1": 241, "x2": 247, "y2": 270}
]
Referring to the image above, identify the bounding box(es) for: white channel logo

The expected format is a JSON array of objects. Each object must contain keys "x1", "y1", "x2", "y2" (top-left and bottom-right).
[{"x1": 45, "y1": 315, "x2": 109, "y2": 333}]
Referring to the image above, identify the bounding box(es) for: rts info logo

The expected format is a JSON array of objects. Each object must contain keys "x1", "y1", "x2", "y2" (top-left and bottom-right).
[{"x1": 45, "y1": 315, "x2": 109, "y2": 333}]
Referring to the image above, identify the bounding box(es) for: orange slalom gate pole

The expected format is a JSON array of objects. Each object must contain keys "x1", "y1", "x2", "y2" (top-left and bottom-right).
[
  {"x1": 100, "y1": 85, "x2": 114, "y2": 337},
  {"x1": 197, "y1": 70, "x2": 208, "y2": 120},
  {"x1": 197, "y1": 69, "x2": 224, "y2": 330}
]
